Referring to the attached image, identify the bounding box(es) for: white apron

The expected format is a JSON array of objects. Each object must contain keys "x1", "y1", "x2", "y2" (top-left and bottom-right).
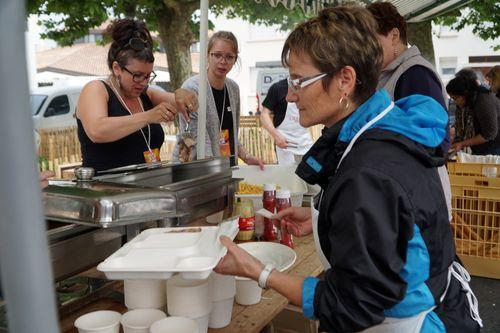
[
  {"x1": 275, "y1": 102, "x2": 313, "y2": 166},
  {"x1": 310, "y1": 102, "x2": 482, "y2": 332}
]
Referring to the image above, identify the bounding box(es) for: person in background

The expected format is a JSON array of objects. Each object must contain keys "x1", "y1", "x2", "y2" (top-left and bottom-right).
[
  {"x1": 367, "y1": 1, "x2": 452, "y2": 220},
  {"x1": 216, "y1": 5, "x2": 481, "y2": 332},
  {"x1": 174, "y1": 31, "x2": 264, "y2": 168},
  {"x1": 447, "y1": 76, "x2": 500, "y2": 155},
  {"x1": 77, "y1": 18, "x2": 198, "y2": 172},
  {"x1": 260, "y1": 79, "x2": 313, "y2": 165},
  {"x1": 486, "y1": 65, "x2": 500, "y2": 98}
]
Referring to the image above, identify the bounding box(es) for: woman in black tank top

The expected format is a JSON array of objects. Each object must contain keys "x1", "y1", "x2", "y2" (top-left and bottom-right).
[{"x1": 76, "y1": 18, "x2": 198, "y2": 172}]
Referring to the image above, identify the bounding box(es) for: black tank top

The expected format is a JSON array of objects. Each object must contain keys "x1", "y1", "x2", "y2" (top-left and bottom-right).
[{"x1": 77, "y1": 81, "x2": 165, "y2": 172}]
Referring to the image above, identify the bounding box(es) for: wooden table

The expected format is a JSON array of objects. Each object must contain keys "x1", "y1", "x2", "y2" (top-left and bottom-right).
[{"x1": 61, "y1": 234, "x2": 323, "y2": 333}]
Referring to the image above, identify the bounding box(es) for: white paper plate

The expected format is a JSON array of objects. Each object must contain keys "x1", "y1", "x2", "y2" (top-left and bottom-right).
[
  {"x1": 97, "y1": 217, "x2": 239, "y2": 280},
  {"x1": 236, "y1": 242, "x2": 297, "y2": 280}
]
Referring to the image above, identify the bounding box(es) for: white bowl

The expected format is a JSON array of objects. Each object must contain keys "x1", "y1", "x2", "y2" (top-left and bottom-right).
[
  {"x1": 235, "y1": 279, "x2": 262, "y2": 305},
  {"x1": 208, "y1": 297, "x2": 234, "y2": 329},
  {"x1": 167, "y1": 275, "x2": 212, "y2": 317},
  {"x1": 121, "y1": 309, "x2": 166, "y2": 333},
  {"x1": 149, "y1": 317, "x2": 199, "y2": 333},
  {"x1": 237, "y1": 242, "x2": 297, "y2": 272},
  {"x1": 124, "y1": 280, "x2": 167, "y2": 310},
  {"x1": 209, "y1": 272, "x2": 236, "y2": 301},
  {"x1": 74, "y1": 310, "x2": 121, "y2": 333}
]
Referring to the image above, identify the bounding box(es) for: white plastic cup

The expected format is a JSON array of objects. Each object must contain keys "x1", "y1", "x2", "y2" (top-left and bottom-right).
[
  {"x1": 124, "y1": 280, "x2": 167, "y2": 310},
  {"x1": 235, "y1": 278, "x2": 262, "y2": 305},
  {"x1": 167, "y1": 275, "x2": 212, "y2": 317},
  {"x1": 149, "y1": 317, "x2": 199, "y2": 333},
  {"x1": 74, "y1": 310, "x2": 121, "y2": 333},
  {"x1": 208, "y1": 297, "x2": 234, "y2": 329},
  {"x1": 209, "y1": 272, "x2": 236, "y2": 301},
  {"x1": 121, "y1": 309, "x2": 166, "y2": 333}
]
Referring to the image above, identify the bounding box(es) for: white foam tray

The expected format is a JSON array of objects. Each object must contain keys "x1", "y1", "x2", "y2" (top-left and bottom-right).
[{"x1": 97, "y1": 217, "x2": 239, "y2": 280}]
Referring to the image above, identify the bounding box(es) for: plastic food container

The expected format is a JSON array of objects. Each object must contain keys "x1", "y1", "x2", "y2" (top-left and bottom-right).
[
  {"x1": 97, "y1": 218, "x2": 239, "y2": 280},
  {"x1": 74, "y1": 310, "x2": 121, "y2": 333},
  {"x1": 120, "y1": 309, "x2": 166, "y2": 333}
]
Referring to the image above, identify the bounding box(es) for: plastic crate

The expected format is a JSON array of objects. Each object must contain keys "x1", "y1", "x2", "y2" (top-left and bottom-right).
[
  {"x1": 450, "y1": 183, "x2": 500, "y2": 279},
  {"x1": 447, "y1": 161, "x2": 499, "y2": 178}
]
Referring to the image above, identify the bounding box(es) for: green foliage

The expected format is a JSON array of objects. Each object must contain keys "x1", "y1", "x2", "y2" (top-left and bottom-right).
[
  {"x1": 211, "y1": 0, "x2": 308, "y2": 32},
  {"x1": 434, "y1": 0, "x2": 500, "y2": 50}
]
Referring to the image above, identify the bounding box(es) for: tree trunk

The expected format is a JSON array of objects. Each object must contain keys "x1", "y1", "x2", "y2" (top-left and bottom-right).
[
  {"x1": 407, "y1": 21, "x2": 435, "y2": 66},
  {"x1": 156, "y1": 4, "x2": 196, "y2": 90}
]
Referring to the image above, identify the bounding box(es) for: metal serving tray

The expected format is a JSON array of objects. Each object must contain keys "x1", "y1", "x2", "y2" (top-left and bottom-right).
[{"x1": 43, "y1": 180, "x2": 177, "y2": 228}]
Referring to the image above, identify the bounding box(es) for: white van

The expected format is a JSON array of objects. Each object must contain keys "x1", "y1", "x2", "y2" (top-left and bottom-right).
[{"x1": 31, "y1": 82, "x2": 86, "y2": 130}]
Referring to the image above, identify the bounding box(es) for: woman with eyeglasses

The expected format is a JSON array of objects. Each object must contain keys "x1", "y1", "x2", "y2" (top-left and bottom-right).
[
  {"x1": 215, "y1": 6, "x2": 481, "y2": 333},
  {"x1": 173, "y1": 31, "x2": 264, "y2": 168},
  {"x1": 76, "y1": 18, "x2": 198, "y2": 172}
]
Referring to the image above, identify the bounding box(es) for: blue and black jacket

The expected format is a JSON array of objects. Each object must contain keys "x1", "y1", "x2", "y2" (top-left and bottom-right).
[{"x1": 297, "y1": 90, "x2": 480, "y2": 332}]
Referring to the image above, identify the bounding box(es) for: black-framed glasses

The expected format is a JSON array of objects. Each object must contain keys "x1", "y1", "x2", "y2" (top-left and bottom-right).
[
  {"x1": 121, "y1": 66, "x2": 157, "y2": 83},
  {"x1": 118, "y1": 37, "x2": 150, "y2": 53},
  {"x1": 210, "y1": 52, "x2": 237, "y2": 63}
]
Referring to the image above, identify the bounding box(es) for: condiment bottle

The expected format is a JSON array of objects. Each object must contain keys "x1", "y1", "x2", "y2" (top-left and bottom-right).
[
  {"x1": 262, "y1": 183, "x2": 277, "y2": 241},
  {"x1": 276, "y1": 189, "x2": 294, "y2": 248},
  {"x1": 234, "y1": 199, "x2": 255, "y2": 241}
]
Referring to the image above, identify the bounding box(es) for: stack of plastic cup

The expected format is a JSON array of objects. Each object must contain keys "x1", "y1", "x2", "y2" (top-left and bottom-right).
[
  {"x1": 167, "y1": 275, "x2": 212, "y2": 333},
  {"x1": 149, "y1": 317, "x2": 199, "y2": 333},
  {"x1": 208, "y1": 272, "x2": 236, "y2": 328},
  {"x1": 124, "y1": 280, "x2": 167, "y2": 310},
  {"x1": 235, "y1": 277, "x2": 262, "y2": 305}
]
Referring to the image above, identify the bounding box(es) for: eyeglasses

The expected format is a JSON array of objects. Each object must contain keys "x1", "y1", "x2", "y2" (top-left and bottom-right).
[
  {"x1": 287, "y1": 73, "x2": 329, "y2": 92},
  {"x1": 287, "y1": 71, "x2": 362, "y2": 92},
  {"x1": 210, "y1": 52, "x2": 237, "y2": 63},
  {"x1": 118, "y1": 37, "x2": 150, "y2": 53},
  {"x1": 121, "y1": 66, "x2": 157, "y2": 83}
]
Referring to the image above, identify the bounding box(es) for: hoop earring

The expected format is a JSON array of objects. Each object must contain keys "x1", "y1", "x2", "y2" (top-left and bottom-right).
[{"x1": 339, "y1": 96, "x2": 349, "y2": 111}]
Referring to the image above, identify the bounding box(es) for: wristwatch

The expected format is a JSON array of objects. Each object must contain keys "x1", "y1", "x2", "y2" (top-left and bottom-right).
[{"x1": 258, "y1": 263, "x2": 275, "y2": 289}]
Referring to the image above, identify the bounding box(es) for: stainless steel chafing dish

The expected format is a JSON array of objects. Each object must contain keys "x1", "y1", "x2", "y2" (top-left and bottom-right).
[{"x1": 42, "y1": 157, "x2": 238, "y2": 281}]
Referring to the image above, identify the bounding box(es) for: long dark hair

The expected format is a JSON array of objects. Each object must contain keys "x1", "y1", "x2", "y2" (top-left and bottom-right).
[
  {"x1": 446, "y1": 76, "x2": 489, "y2": 108},
  {"x1": 106, "y1": 18, "x2": 154, "y2": 71}
]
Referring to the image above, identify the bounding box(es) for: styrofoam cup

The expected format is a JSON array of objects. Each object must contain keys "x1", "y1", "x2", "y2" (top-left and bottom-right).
[
  {"x1": 235, "y1": 278, "x2": 262, "y2": 305},
  {"x1": 208, "y1": 297, "x2": 234, "y2": 329},
  {"x1": 149, "y1": 317, "x2": 199, "y2": 333},
  {"x1": 74, "y1": 310, "x2": 121, "y2": 333},
  {"x1": 193, "y1": 313, "x2": 209, "y2": 333},
  {"x1": 167, "y1": 275, "x2": 211, "y2": 317},
  {"x1": 121, "y1": 309, "x2": 166, "y2": 333},
  {"x1": 209, "y1": 272, "x2": 236, "y2": 301},
  {"x1": 124, "y1": 280, "x2": 167, "y2": 310}
]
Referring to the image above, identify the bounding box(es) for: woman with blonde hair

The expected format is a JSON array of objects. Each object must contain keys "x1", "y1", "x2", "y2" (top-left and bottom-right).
[
  {"x1": 174, "y1": 31, "x2": 264, "y2": 168},
  {"x1": 215, "y1": 5, "x2": 481, "y2": 332}
]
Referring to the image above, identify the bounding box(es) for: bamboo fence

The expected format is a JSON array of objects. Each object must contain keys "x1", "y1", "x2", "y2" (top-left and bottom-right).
[{"x1": 38, "y1": 116, "x2": 323, "y2": 177}]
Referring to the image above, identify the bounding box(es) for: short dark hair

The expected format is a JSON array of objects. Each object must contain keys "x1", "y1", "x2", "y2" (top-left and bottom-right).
[
  {"x1": 282, "y1": 5, "x2": 383, "y2": 105},
  {"x1": 106, "y1": 18, "x2": 154, "y2": 71},
  {"x1": 366, "y1": 1, "x2": 408, "y2": 44},
  {"x1": 455, "y1": 68, "x2": 478, "y2": 82}
]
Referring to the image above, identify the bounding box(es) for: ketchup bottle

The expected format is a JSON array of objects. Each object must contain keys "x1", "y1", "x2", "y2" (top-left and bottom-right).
[
  {"x1": 276, "y1": 189, "x2": 294, "y2": 248},
  {"x1": 262, "y1": 183, "x2": 277, "y2": 241}
]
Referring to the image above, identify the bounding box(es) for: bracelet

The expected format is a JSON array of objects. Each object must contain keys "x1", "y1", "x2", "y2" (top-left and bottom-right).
[{"x1": 258, "y1": 263, "x2": 275, "y2": 289}]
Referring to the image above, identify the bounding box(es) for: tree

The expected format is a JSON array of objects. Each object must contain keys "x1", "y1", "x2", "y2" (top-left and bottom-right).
[
  {"x1": 434, "y1": 0, "x2": 500, "y2": 51},
  {"x1": 27, "y1": 0, "x2": 306, "y2": 89}
]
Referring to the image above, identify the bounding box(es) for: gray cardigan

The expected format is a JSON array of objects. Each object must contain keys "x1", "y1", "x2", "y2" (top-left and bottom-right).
[{"x1": 172, "y1": 74, "x2": 242, "y2": 162}]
